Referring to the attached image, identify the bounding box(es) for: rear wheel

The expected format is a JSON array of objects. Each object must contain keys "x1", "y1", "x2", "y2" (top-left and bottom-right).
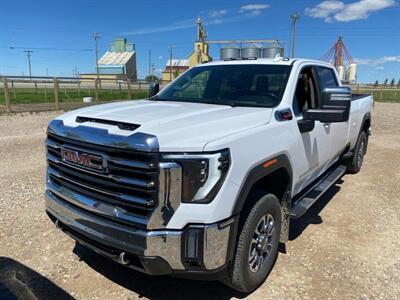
[
  {"x1": 346, "y1": 131, "x2": 368, "y2": 174},
  {"x1": 222, "y1": 193, "x2": 281, "y2": 293}
]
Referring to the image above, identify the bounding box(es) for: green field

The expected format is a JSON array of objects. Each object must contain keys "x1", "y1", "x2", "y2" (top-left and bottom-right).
[
  {"x1": 356, "y1": 89, "x2": 400, "y2": 103},
  {"x1": 0, "y1": 88, "x2": 149, "y2": 105}
]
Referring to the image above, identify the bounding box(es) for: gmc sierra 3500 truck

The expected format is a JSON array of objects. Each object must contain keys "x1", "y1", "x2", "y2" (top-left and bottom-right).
[{"x1": 45, "y1": 58, "x2": 373, "y2": 292}]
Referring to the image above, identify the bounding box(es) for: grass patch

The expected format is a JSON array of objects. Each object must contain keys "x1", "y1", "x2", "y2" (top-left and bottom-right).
[{"x1": 0, "y1": 88, "x2": 148, "y2": 105}]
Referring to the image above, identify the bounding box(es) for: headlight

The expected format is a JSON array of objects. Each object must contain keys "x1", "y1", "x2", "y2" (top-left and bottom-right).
[{"x1": 162, "y1": 149, "x2": 230, "y2": 203}]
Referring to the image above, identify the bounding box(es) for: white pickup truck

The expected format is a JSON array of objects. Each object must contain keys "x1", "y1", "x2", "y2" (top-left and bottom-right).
[{"x1": 45, "y1": 58, "x2": 373, "y2": 292}]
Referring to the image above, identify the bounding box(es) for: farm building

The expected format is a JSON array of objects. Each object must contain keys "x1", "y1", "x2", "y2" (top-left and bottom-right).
[
  {"x1": 81, "y1": 37, "x2": 137, "y2": 82},
  {"x1": 161, "y1": 59, "x2": 189, "y2": 82}
]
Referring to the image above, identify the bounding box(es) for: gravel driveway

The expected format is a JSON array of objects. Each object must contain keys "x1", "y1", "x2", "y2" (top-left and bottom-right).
[{"x1": 0, "y1": 102, "x2": 399, "y2": 299}]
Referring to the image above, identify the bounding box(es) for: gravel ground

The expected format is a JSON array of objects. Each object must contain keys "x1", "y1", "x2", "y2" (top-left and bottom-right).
[{"x1": 0, "y1": 102, "x2": 399, "y2": 299}]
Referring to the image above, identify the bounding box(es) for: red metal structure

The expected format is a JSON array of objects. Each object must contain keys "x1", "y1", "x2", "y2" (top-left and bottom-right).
[{"x1": 320, "y1": 36, "x2": 354, "y2": 68}]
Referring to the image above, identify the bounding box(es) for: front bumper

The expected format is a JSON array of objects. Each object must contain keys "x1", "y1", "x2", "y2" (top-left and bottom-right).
[{"x1": 45, "y1": 190, "x2": 237, "y2": 276}]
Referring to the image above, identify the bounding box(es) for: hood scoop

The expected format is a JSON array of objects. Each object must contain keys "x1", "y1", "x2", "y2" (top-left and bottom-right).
[{"x1": 76, "y1": 116, "x2": 140, "y2": 131}]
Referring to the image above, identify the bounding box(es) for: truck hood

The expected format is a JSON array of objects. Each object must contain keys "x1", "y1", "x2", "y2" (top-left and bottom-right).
[{"x1": 58, "y1": 100, "x2": 273, "y2": 151}]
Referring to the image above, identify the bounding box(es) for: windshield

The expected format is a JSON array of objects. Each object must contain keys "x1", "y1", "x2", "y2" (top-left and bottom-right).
[{"x1": 156, "y1": 64, "x2": 292, "y2": 107}]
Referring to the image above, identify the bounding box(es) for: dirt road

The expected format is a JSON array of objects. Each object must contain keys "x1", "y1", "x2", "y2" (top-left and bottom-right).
[{"x1": 0, "y1": 102, "x2": 399, "y2": 299}]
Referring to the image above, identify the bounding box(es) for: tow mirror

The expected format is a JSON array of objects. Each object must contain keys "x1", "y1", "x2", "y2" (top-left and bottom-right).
[
  {"x1": 149, "y1": 82, "x2": 160, "y2": 98},
  {"x1": 304, "y1": 87, "x2": 351, "y2": 123}
]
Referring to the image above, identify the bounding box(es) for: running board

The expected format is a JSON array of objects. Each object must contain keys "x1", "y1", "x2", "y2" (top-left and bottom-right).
[{"x1": 290, "y1": 165, "x2": 347, "y2": 219}]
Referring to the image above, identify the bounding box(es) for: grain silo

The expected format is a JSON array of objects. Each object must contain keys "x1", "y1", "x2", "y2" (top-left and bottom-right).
[
  {"x1": 220, "y1": 47, "x2": 241, "y2": 60},
  {"x1": 241, "y1": 46, "x2": 262, "y2": 59}
]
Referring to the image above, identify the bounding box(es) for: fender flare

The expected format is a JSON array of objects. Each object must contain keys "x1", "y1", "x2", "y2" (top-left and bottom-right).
[
  {"x1": 359, "y1": 112, "x2": 371, "y2": 136},
  {"x1": 232, "y1": 153, "x2": 293, "y2": 216}
]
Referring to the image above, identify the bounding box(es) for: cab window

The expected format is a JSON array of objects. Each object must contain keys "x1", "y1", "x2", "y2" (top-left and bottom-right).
[{"x1": 292, "y1": 67, "x2": 318, "y2": 117}]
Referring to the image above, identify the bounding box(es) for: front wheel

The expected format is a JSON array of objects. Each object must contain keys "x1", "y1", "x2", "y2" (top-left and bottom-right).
[{"x1": 222, "y1": 193, "x2": 281, "y2": 293}]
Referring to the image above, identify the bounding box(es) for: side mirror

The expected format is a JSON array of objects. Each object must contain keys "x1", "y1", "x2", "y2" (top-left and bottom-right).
[
  {"x1": 304, "y1": 87, "x2": 351, "y2": 123},
  {"x1": 149, "y1": 82, "x2": 160, "y2": 98}
]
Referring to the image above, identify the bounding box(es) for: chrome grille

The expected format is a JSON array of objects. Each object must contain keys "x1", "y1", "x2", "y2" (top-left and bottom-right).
[{"x1": 46, "y1": 133, "x2": 160, "y2": 228}]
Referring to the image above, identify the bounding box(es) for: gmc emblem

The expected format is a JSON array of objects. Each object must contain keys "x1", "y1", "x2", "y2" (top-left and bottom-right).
[{"x1": 61, "y1": 147, "x2": 105, "y2": 171}]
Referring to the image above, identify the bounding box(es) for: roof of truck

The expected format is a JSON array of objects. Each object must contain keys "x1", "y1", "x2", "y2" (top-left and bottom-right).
[{"x1": 198, "y1": 58, "x2": 334, "y2": 68}]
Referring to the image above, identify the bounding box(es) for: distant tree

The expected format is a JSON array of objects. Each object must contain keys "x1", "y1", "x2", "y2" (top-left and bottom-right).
[
  {"x1": 173, "y1": 70, "x2": 180, "y2": 79},
  {"x1": 390, "y1": 78, "x2": 395, "y2": 86},
  {"x1": 145, "y1": 75, "x2": 159, "y2": 83},
  {"x1": 384, "y1": 78, "x2": 388, "y2": 85},
  {"x1": 397, "y1": 79, "x2": 400, "y2": 87},
  {"x1": 374, "y1": 80, "x2": 379, "y2": 86}
]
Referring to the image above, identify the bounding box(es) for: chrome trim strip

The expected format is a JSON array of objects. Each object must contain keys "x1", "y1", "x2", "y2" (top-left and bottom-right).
[
  {"x1": 147, "y1": 162, "x2": 182, "y2": 229},
  {"x1": 48, "y1": 119, "x2": 159, "y2": 152}
]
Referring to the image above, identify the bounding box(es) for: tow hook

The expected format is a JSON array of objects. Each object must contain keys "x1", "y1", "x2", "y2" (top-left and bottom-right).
[
  {"x1": 55, "y1": 219, "x2": 62, "y2": 230},
  {"x1": 119, "y1": 252, "x2": 130, "y2": 265}
]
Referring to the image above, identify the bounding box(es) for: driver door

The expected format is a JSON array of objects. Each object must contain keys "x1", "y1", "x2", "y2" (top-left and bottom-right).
[{"x1": 291, "y1": 66, "x2": 331, "y2": 195}]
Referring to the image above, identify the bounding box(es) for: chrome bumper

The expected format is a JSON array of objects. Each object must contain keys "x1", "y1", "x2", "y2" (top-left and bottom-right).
[{"x1": 45, "y1": 190, "x2": 235, "y2": 273}]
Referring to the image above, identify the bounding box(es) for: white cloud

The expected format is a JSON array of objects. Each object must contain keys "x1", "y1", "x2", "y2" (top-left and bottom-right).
[
  {"x1": 240, "y1": 3, "x2": 270, "y2": 16},
  {"x1": 354, "y1": 55, "x2": 400, "y2": 66},
  {"x1": 208, "y1": 9, "x2": 228, "y2": 18},
  {"x1": 158, "y1": 55, "x2": 163, "y2": 60},
  {"x1": 306, "y1": 0, "x2": 396, "y2": 22}
]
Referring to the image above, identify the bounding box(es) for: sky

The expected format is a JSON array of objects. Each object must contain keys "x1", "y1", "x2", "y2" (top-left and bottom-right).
[{"x1": 0, "y1": 0, "x2": 399, "y2": 83}]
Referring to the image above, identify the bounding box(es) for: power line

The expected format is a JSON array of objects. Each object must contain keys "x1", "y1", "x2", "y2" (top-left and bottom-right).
[{"x1": 2, "y1": 46, "x2": 92, "y2": 52}]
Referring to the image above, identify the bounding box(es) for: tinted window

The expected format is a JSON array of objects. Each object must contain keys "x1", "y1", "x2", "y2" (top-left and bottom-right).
[
  {"x1": 317, "y1": 67, "x2": 338, "y2": 89},
  {"x1": 156, "y1": 64, "x2": 292, "y2": 107}
]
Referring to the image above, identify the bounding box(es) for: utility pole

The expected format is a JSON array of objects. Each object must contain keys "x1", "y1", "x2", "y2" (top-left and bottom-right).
[
  {"x1": 148, "y1": 49, "x2": 152, "y2": 80},
  {"x1": 169, "y1": 45, "x2": 174, "y2": 81},
  {"x1": 93, "y1": 32, "x2": 101, "y2": 80},
  {"x1": 24, "y1": 50, "x2": 33, "y2": 80},
  {"x1": 289, "y1": 13, "x2": 299, "y2": 58}
]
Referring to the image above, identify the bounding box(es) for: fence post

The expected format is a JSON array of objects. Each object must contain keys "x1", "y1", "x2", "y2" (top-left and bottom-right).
[
  {"x1": 94, "y1": 79, "x2": 100, "y2": 102},
  {"x1": 78, "y1": 82, "x2": 81, "y2": 97},
  {"x1": 3, "y1": 77, "x2": 11, "y2": 113},
  {"x1": 44, "y1": 86, "x2": 48, "y2": 101},
  {"x1": 11, "y1": 80, "x2": 16, "y2": 99},
  {"x1": 34, "y1": 82, "x2": 38, "y2": 93},
  {"x1": 127, "y1": 79, "x2": 132, "y2": 99},
  {"x1": 54, "y1": 78, "x2": 59, "y2": 110},
  {"x1": 380, "y1": 85, "x2": 383, "y2": 102}
]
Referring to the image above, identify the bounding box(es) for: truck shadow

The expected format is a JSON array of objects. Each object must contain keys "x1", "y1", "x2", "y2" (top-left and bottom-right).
[
  {"x1": 289, "y1": 179, "x2": 343, "y2": 241},
  {"x1": 0, "y1": 257, "x2": 73, "y2": 300},
  {"x1": 73, "y1": 243, "x2": 248, "y2": 300}
]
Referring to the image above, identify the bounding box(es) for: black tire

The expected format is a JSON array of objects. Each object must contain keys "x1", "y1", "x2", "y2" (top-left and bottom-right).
[
  {"x1": 346, "y1": 131, "x2": 368, "y2": 174},
  {"x1": 222, "y1": 193, "x2": 281, "y2": 293}
]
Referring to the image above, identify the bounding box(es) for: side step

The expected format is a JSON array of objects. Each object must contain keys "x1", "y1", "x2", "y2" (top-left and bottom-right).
[{"x1": 290, "y1": 165, "x2": 347, "y2": 219}]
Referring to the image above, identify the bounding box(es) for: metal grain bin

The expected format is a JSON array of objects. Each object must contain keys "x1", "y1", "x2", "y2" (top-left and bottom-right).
[
  {"x1": 262, "y1": 46, "x2": 284, "y2": 58},
  {"x1": 241, "y1": 46, "x2": 262, "y2": 59},
  {"x1": 220, "y1": 47, "x2": 240, "y2": 60}
]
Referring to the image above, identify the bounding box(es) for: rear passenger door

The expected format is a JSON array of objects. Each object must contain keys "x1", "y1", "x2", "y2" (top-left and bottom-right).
[{"x1": 315, "y1": 67, "x2": 349, "y2": 164}]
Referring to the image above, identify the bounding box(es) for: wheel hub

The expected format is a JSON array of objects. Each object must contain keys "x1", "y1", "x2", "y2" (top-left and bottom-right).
[{"x1": 249, "y1": 214, "x2": 274, "y2": 273}]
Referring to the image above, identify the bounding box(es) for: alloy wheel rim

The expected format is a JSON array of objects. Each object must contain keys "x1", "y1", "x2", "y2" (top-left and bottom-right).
[
  {"x1": 249, "y1": 214, "x2": 275, "y2": 273},
  {"x1": 357, "y1": 138, "x2": 365, "y2": 167}
]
